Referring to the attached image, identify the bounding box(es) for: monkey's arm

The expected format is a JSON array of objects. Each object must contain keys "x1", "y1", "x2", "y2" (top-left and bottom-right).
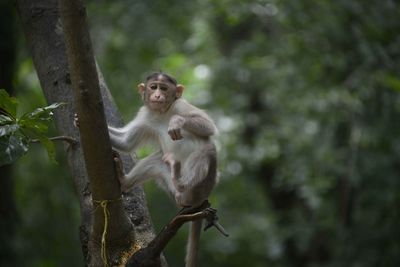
[
  {"x1": 168, "y1": 113, "x2": 217, "y2": 140},
  {"x1": 108, "y1": 122, "x2": 153, "y2": 153},
  {"x1": 108, "y1": 125, "x2": 152, "y2": 153},
  {"x1": 108, "y1": 107, "x2": 155, "y2": 153},
  {"x1": 183, "y1": 114, "x2": 217, "y2": 137}
]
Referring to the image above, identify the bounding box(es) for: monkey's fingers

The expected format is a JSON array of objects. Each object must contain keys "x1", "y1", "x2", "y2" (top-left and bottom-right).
[
  {"x1": 162, "y1": 153, "x2": 174, "y2": 164},
  {"x1": 177, "y1": 200, "x2": 211, "y2": 215},
  {"x1": 168, "y1": 129, "x2": 178, "y2": 140},
  {"x1": 112, "y1": 151, "x2": 125, "y2": 183},
  {"x1": 112, "y1": 149, "x2": 120, "y2": 159},
  {"x1": 167, "y1": 130, "x2": 175, "y2": 140},
  {"x1": 169, "y1": 129, "x2": 183, "y2": 141},
  {"x1": 175, "y1": 129, "x2": 183, "y2": 140},
  {"x1": 73, "y1": 113, "x2": 80, "y2": 128}
]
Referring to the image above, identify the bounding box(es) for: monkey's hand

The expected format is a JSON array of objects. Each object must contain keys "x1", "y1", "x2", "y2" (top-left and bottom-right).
[
  {"x1": 113, "y1": 150, "x2": 127, "y2": 189},
  {"x1": 73, "y1": 113, "x2": 80, "y2": 128},
  {"x1": 162, "y1": 153, "x2": 176, "y2": 166},
  {"x1": 168, "y1": 115, "x2": 185, "y2": 141}
]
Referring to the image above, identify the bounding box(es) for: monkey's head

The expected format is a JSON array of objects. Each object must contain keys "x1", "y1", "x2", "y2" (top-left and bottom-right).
[{"x1": 138, "y1": 72, "x2": 184, "y2": 113}]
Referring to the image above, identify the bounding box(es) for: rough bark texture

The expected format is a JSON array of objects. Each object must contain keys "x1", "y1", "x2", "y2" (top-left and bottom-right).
[
  {"x1": 16, "y1": 0, "x2": 158, "y2": 265},
  {"x1": 59, "y1": 0, "x2": 135, "y2": 265},
  {"x1": 0, "y1": 1, "x2": 18, "y2": 265}
]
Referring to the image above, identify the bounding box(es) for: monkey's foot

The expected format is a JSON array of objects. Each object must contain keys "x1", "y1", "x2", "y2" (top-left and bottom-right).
[
  {"x1": 177, "y1": 200, "x2": 211, "y2": 215},
  {"x1": 162, "y1": 153, "x2": 175, "y2": 165}
]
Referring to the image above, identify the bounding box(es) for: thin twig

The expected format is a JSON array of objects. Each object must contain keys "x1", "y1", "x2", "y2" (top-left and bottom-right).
[{"x1": 30, "y1": 135, "x2": 78, "y2": 145}]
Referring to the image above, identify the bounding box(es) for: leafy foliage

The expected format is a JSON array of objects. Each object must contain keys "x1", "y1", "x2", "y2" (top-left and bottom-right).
[
  {"x1": 85, "y1": 1, "x2": 400, "y2": 266},
  {"x1": 0, "y1": 89, "x2": 64, "y2": 166},
  {"x1": 5, "y1": 0, "x2": 400, "y2": 266}
]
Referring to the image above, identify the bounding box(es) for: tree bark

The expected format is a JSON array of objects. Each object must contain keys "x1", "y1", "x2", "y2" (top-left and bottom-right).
[
  {"x1": 16, "y1": 0, "x2": 159, "y2": 265},
  {"x1": 0, "y1": 1, "x2": 18, "y2": 265},
  {"x1": 59, "y1": 0, "x2": 135, "y2": 265}
]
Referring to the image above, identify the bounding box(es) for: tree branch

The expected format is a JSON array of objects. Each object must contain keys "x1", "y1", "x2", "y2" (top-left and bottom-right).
[
  {"x1": 128, "y1": 201, "x2": 228, "y2": 267},
  {"x1": 30, "y1": 136, "x2": 78, "y2": 145}
]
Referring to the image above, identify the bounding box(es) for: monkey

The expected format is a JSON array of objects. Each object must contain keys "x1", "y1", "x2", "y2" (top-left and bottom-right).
[{"x1": 108, "y1": 72, "x2": 218, "y2": 267}]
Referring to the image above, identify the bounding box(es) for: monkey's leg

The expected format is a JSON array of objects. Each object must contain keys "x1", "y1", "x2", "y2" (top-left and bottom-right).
[
  {"x1": 175, "y1": 144, "x2": 217, "y2": 207},
  {"x1": 172, "y1": 161, "x2": 181, "y2": 181},
  {"x1": 162, "y1": 153, "x2": 186, "y2": 206},
  {"x1": 122, "y1": 150, "x2": 168, "y2": 191},
  {"x1": 122, "y1": 150, "x2": 181, "y2": 200},
  {"x1": 179, "y1": 144, "x2": 217, "y2": 189},
  {"x1": 162, "y1": 153, "x2": 182, "y2": 182}
]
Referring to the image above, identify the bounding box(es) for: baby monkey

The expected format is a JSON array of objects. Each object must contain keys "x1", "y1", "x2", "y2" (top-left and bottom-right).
[
  {"x1": 108, "y1": 72, "x2": 218, "y2": 207},
  {"x1": 108, "y1": 72, "x2": 218, "y2": 267}
]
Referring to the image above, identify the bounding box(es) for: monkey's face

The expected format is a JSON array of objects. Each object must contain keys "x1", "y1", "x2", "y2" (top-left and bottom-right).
[{"x1": 138, "y1": 77, "x2": 184, "y2": 113}]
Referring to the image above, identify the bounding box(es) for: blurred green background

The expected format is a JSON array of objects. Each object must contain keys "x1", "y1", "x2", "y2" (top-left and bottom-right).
[{"x1": 1, "y1": 0, "x2": 400, "y2": 266}]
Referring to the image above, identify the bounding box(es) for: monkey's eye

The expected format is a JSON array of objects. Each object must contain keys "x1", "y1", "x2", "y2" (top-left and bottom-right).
[
  {"x1": 160, "y1": 85, "x2": 168, "y2": 91},
  {"x1": 150, "y1": 84, "x2": 158, "y2": 90}
]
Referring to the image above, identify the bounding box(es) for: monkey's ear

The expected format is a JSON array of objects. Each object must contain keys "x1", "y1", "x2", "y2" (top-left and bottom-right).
[
  {"x1": 176, "y1": 84, "x2": 185, "y2": 98},
  {"x1": 138, "y1": 83, "x2": 145, "y2": 98}
]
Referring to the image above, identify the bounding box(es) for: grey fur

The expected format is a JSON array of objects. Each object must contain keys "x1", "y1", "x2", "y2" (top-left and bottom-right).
[{"x1": 108, "y1": 97, "x2": 218, "y2": 267}]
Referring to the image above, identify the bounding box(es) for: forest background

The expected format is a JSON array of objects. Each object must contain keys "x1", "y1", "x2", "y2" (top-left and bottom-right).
[{"x1": 1, "y1": 0, "x2": 399, "y2": 266}]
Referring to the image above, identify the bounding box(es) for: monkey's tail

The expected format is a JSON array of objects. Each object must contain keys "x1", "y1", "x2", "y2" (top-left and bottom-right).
[{"x1": 185, "y1": 219, "x2": 202, "y2": 267}]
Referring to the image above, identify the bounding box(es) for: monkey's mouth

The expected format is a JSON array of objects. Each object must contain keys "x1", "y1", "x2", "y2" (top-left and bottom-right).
[{"x1": 150, "y1": 101, "x2": 165, "y2": 104}]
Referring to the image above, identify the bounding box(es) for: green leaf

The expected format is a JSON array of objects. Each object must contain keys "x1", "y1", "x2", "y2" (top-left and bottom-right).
[
  {"x1": 0, "y1": 89, "x2": 18, "y2": 118},
  {"x1": 0, "y1": 134, "x2": 29, "y2": 166},
  {"x1": 0, "y1": 97, "x2": 64, "y2": 165},
  {"x1": 0, "y1": 123, "x2": 20, "y2": 137},
  {"x1": 380, "y1": 74, "x2": 400, "y2": 93},
  {"x1": 18, "y1": 102, "x2": 64, "y2": 135},
  {"x1": 0, "y1": 114, "x2": 14, "y2": 125},
  {"x1": 21, "y1": 102, "x2": 65, "y2": 122},
  {"x1": 19, "y1": 119, "x2": 49, "y2": 135}
]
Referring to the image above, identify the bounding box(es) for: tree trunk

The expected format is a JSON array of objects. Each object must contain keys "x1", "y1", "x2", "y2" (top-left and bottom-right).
[
  {"x1": 0, "y1": 1, "x2": 18, "y2": 265},
  {"x1": 59, "y1": 0, "x2": 135, "y2": 265},
  {"x1": 16, "y1": 0, "x2": 160, "y2": 265}
]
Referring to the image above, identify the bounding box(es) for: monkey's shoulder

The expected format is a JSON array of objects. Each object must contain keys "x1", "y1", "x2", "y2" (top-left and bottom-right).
[{"x1": 171, "y1": 98, "x2": 210, "y2": 118}]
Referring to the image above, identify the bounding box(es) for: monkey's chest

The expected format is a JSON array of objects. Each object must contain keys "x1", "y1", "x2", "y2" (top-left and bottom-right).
[{"x1": 157, "y1": 128, "x2": 197, "y2": 162}]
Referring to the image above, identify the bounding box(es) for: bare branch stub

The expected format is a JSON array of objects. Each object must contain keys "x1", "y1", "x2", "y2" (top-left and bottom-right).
[{"x1": 204, "y1": 209, "x2": 229, "y2": 237}]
